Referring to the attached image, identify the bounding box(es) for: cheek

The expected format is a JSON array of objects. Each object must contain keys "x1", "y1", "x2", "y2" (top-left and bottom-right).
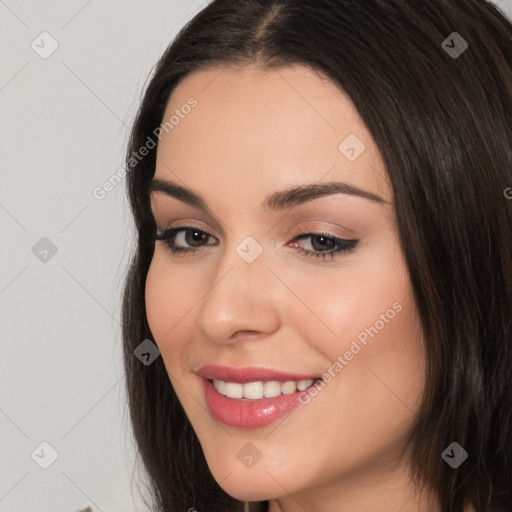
[
  {"x1": 145, "y1": 258, "x2": 169, "y2": 342},
  {"x1": 278, "y1": 232, "x2": 417, "y2": 359},
  {"x1": 144, "y1": 253, "x2": 198, "y2": 354},
  {"x1": 278, "y1": 233, "x2": 426, "y2": 419}
]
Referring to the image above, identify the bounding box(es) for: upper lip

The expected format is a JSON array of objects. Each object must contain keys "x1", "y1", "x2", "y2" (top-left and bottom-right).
[{"x1": 196, "y1": 364, "x2": 320, "y2": 383}]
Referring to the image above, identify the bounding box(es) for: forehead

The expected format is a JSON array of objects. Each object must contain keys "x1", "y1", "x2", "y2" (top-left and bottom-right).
[{"x1": 154, "y1": 63, "x2": 391, "y2": 205}]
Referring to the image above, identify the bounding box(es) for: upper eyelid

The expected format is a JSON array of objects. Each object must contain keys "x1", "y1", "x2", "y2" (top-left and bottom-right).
[
  {"x1": 156, "y1": 225, "x2": 354, "y2": 243},
  {"x1": 156, "y1": 225, "x2": 217, "y2": 238},
  {"x1": 150, "y1": 197, "x2": 361, "y2": 238},
  {"x1": 154, "y1": 215, "x2": 355, "y2": 235},
  {"x1": 150, "y1": 203, "x2": 228, "y2": 236}
]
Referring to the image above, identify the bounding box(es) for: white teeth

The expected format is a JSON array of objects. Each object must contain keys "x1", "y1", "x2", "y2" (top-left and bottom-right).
[
  {"x1": 297, "y1": 379, "x2": 314, "y2": 391},
  {"x1": 224, "y1": 381, "x2": 243, "y2": 399},
  {"x1": 243, "y1": 381, "x2": 264, "y2": 399},
  {"x1": 263, "y1": 380, "x2": 282, "y2": 398},
  {"x1": 281, "y1": 381, "x2": 297, "y2": 394},
  {"x1": 212, "y1": 378, "x2": 226, "y2": 394},
  {"x1": 212, "y1": 378, "x2": 316, "y2": 400}
]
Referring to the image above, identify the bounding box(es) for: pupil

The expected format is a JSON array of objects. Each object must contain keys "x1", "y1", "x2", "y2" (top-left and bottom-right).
[
  {"x1": 187, "y1": 229, "x2": 207, "y2": 247},
  {"x1": 312, "y1": 235, "x2": 334, "y2": 251}
]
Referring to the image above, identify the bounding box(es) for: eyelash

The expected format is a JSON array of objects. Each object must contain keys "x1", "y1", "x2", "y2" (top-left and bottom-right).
[{"x1": 154, "y1": 226, "x2": 358, "y2": 260}]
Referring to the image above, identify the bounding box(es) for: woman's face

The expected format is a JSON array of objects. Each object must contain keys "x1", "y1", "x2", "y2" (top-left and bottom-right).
[{"x1": 145, "y1": 63, "x2": 428, "y2": 509}]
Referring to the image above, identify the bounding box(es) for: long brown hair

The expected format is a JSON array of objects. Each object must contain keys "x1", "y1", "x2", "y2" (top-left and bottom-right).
[{"x1": 121, "y1": 1, "x2": 512, "y2": 510}]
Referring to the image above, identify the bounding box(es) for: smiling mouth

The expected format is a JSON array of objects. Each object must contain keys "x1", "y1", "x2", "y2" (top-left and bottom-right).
[
  {"x1": 209, "y1": 377, "x2": 322, "y2": 400},
  {"x1": 202, "y1": 376, "x2": 323, "y2": 428}
]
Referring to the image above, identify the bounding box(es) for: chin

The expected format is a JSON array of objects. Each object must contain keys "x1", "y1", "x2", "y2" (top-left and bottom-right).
[
  {"x1": 217, "y1": 480, "x2": 275, "y2": 502},
  {"x1": 207, "y1": 462, "x2": 291, "y2": 502}
]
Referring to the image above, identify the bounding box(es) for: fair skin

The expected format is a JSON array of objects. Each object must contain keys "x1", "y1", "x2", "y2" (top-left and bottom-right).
[{"x1": 145, "y1": 62, "x2": 444, "y2": 511}]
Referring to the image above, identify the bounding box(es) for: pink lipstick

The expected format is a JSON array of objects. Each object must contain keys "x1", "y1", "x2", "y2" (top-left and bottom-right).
[{"x1": 197, "y1": 365, "x2": 321, "y2": 429}]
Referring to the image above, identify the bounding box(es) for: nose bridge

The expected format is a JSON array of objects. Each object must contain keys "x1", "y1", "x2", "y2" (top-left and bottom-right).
[{"x1": 195, "y1": 233, "x2": 280, "y2": 343}]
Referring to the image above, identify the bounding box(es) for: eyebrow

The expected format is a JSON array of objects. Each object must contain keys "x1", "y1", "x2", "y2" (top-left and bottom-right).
[{"x1": 149, "y1": 178, "x2": 391, "y2": 212}]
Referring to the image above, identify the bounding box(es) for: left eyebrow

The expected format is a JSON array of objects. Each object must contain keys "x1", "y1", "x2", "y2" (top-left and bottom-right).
[
  {"x1": 149, "y1": 178, "x2": 391, "y2": 212},
  {"x1": 263, "y1": 181, "x2": 391, "y2": 210}
]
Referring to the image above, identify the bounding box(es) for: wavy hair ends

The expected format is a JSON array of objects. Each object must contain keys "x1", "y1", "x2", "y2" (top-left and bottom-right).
[{"x1": 121, "y1": 1, "x2": 512, "y2": 511}]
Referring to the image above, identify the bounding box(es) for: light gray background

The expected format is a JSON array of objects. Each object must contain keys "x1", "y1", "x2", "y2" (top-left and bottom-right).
[{"x1": 1, "y1": 1, "x2": 511, "y2": 511}]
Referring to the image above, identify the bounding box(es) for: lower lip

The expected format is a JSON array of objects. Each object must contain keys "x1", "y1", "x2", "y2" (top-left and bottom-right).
[{"x1": 202, "y1": 377, "x2": 307, "y2": 428}]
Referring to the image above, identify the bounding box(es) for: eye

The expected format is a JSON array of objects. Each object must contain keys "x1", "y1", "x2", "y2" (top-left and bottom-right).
[
  {"x1": 155, "y1": 226, "x2": 217, "y2": 255},
  {"x1": 154, "y1": 226, "x2": 358, "y2": 260},
  {"x1": 290, "y1": 231, "x2": 358, "y2": 260}
]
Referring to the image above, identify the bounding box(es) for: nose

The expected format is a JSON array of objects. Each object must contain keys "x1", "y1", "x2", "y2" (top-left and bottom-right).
[{"x1": 195, "y1": 240, "x2": 281, "y2": 345}]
